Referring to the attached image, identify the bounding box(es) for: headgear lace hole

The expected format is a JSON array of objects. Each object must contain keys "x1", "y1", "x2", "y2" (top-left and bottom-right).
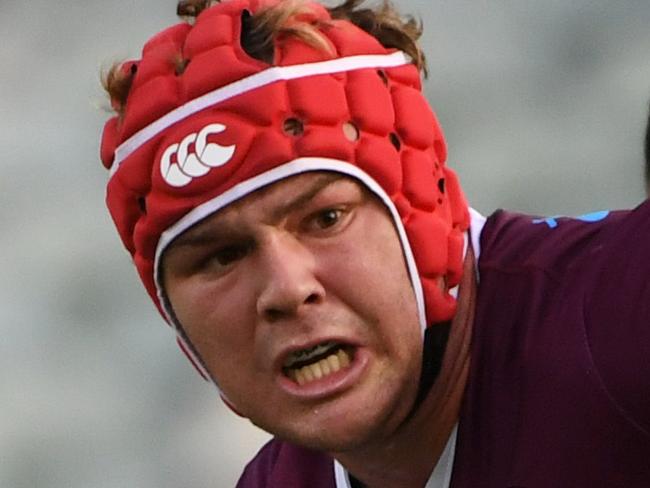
[
  {"x1": 282, "y1": 118, "x2": 304, "y2": 136},
  {"x1": 137, "y1": 197, "x2": 147, "y2": 214},
  {"x1": 376, "y1": 69, "x2": 389, "y2": 85},
  {"x1": 175, "y1": 58, "x2": 190, "y2": 75},
  {"x1": 343, "y1": 122, "x2": 359, "y2": 142},
  {"x1": 389, "y1": 132, "x2": 401, "y2": 151}
]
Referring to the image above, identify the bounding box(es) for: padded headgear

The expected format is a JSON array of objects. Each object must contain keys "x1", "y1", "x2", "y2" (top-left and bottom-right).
[{"x1": 101, "y1": 0, "x2": 469, "y2": 377}]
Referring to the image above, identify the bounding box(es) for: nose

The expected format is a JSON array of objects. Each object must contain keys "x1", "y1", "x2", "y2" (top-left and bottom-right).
[{"x1": 255, "y1": 231, "x2": 325, "y2": 322}]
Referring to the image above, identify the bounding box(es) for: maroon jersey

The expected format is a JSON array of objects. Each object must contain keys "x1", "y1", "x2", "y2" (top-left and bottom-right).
[
  {"x1": 237, "y1": 200, "x2": 650, "y2": 488},
  {"x1": 453, "y1": 200, "x2": 650, "y2": 487}
]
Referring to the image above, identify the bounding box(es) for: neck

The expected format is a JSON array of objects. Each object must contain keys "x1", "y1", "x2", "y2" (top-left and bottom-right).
[{"x1": 331, "y1": 249, "x2": 477, "y2": 488}]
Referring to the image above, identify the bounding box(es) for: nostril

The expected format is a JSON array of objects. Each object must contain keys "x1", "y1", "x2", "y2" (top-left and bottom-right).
[
  {"x1": 261, "y1": 292, "x2": 321, "y2": 322},
  {"x1": 265, "y1": 308, "x2": 284, "y2": 322}
]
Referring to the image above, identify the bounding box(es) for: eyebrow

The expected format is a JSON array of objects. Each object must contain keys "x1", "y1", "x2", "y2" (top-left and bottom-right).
[
  {"x1": 268, "y1": 173, "x2": 344, "y2": 222},
  {"x1": 170, "y1": 173, "x2": 345, "y2": 249}
]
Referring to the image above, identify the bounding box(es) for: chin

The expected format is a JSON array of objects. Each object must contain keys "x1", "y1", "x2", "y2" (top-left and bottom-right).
[
  {"x1": 254, "y1": 389, "x2": 412, "y2": 452},
  {"x1": 269, "y1": 419, "x2": 381, "y2": 453}
]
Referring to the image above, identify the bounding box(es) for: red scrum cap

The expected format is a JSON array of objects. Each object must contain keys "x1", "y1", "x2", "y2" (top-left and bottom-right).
[{"x1": 101, "y1": 0, "x2": 469, "y2": 377}]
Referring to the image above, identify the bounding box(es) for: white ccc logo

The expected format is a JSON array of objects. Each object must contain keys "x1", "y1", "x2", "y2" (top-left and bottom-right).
[{"x1": 160, "y1": 123, "x2": 236, "y2": 187}]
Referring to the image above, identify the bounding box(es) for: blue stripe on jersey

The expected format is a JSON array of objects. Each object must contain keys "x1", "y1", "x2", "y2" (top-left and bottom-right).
[{"x1": 532, "y1": 210, "x2": 610, "y2": 229}]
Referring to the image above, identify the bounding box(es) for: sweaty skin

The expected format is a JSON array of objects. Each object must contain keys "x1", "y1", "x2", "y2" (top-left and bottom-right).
[{"x1": 162, "y1": 172, "x2": 475, "y2": 487}]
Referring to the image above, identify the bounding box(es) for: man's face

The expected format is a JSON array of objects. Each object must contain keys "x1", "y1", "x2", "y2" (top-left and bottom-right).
[{"x1": 162, "y1": 172, "x2": 423, "y2": 451}]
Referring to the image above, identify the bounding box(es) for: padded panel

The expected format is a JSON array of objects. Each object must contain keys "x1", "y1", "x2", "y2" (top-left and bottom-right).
[
  {"x1": 142, "y1": 23, "x2": 191, "y2": 57},
  {"x1": 130, "y1": 41, "x2": 180, "y2": 93},
  {"x1": 385, "y1": 63, "x2": 421, "y2": 89},
  {"x1": 406, "y1": 212, "x2": 449, "y2": 275},
  {"x1": 355, "y1": 135, "x2": 402, "y2": 195},
  {"x1": 401, "y1": 149, "x2": 437, "y2": 211},
  {"x1": 326, "y1": 20, "x2": 386, "y2": 57},
  {"x1": 106, "y1": 178, "x2": 141, "y2": 253},
  {"x1": 287, "y1": 76, "x2": 348, "y2": 124},
  {"x1": 295, "y1": 125, "x2": 355, "y2": 162},
  {"x1": 182, "y1": 45, "x2": 260, "y2": 100},
  {"x1": 100, "y1": 117, "x2": 118, "y2": 169},
  {"x1": 444, "y1": 168, "x2": 469, "y2": 227},
  {"x1": 345, "y1": 70, "x2": 394, "y2": 136},
  {"x1": 182, "y1": 12, "x2": 234, "y2": 59},
  {"x1": 392, "y1": 84, "x2": 436, "y2": 150},
  {"x1": 121, "y1": 76, "x2": 180, "y2": 141},
  {"x1": 275, "y1": 35, "x2": 334, "y2": 66},
  {"x1": 234, "y1": 130, "x2": 295, "y2": 181},
  {"x1": 218, "y1": 82, "x2": 289, "y2": 126}
]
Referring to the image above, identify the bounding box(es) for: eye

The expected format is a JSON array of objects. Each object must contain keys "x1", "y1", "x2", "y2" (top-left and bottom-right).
[
  {"x1": 303, "y1": 207, "x2": 352, "y2": 235},
  {"x1": 314, "y1": 209, "x2": 343, "y2": 229},
  {"x1": 207, "y1": 242, "x2": 252, "y2": 269}
]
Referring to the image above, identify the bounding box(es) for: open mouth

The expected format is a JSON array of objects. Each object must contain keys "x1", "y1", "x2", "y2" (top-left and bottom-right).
[{"x1": 282, "y1": 341, "x2": 354, "y2": 386}]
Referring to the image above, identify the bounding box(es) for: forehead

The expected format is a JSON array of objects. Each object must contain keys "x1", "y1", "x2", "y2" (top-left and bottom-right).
[
  {"x1": 224, "y1": 171, "x2": 348, "y2": 216},
  {"x1": 170, "y1": 171, "x2": 360, "y2": 242}
]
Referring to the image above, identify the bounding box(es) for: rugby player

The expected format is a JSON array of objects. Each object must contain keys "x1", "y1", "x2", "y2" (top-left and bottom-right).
[{"x1": 100, "y1": 1, "x2": 650, "y2": 486}]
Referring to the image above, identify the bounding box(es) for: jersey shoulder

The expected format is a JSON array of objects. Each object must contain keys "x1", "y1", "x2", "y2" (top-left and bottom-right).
[
  {"x1": 236, "y1": 437, "x2": 335, "y2": 488},
  {"x1": 477, "y1": 199, "x2": 650, "y2": 437},
  {"x1": 478, "y1": 206, "x2": 630, "y2": 278}
]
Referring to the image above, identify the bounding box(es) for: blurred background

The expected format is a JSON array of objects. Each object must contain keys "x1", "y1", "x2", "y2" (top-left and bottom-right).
[{"x1": 1, "y1": 0, "x2": 649, "y2": 487}]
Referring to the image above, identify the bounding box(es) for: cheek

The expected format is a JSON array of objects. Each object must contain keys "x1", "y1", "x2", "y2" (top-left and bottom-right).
[
  {"x1": 318, "y1": 210, "x2": 422, "y2": 371},
  {"x1": 167, "y1": 277, "x2": 258, "y2": 373},
  {"x1": 325, "y1": 212, "x2": 416, "y2": 316}
]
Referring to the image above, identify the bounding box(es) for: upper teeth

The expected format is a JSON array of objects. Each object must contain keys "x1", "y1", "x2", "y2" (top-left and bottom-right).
[
  {"x1": 284, "y1": 341, "x2": 337, "y2": 368},
  {"x1": 286, "y1": 349, "x2": 352, "y2": 386}
]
